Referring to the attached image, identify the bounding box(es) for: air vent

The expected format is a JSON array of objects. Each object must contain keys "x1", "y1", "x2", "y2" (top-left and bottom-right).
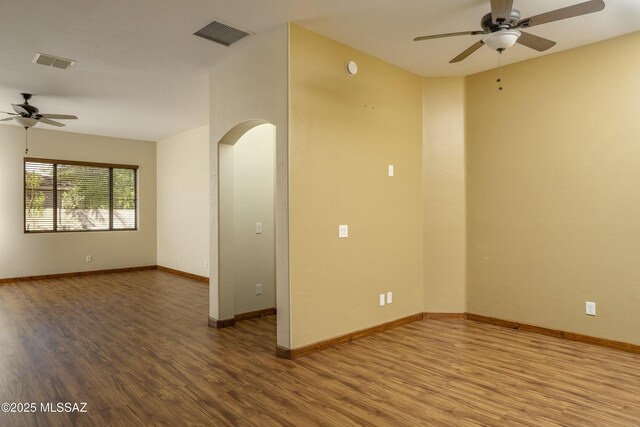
[
  {"x1": 33, "y1": 53, "x2": 76, "y2": 70},
  {"x1": 194, "y1": 20, "x2": 250, "y2": 46}
]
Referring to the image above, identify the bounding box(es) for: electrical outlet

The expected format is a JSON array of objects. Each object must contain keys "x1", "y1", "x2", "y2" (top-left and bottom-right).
[
  {"x1": 387, "y1": 292, "x2": 393, "y2": 304},
  {"x1": 255, "y1": 223, "x2": 262, "y2": 234},
  {"x1": 85, "y1": 255, "x2": 92, "y2": 263},
  {"x1": 256, "y1": 284, "x2": 263, "y2": 295},
  {"x1": 339, "y1": 225, "x2": 348, "y2": 238},
  {"x1": 586, "y1": 301, "x2": 596, "y2": 316},
  {"x1": 379, "y1": 294, "x2": 385, "y2": 307}
]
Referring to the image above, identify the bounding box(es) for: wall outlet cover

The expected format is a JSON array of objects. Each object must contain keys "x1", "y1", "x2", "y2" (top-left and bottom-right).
[{"x1": 379, "y1": 293, "x2": 385, "y2": 306}]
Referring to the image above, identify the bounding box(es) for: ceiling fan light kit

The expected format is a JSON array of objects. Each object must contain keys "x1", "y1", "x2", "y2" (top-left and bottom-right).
[
  {"x1": 15, "y1": 117, "x2": 38, "y2": 129},
  {"x1": 413, "y1": 0, "x2": 606, "y2": 63},
  {"x1": 484, "y1": 30, "x2": 521, "y2": 52}
]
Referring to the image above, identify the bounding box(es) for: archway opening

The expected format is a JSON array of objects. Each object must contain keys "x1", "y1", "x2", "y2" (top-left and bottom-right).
[{"x1": 218, "y1": 122, "x2": 277, "y2": 324}]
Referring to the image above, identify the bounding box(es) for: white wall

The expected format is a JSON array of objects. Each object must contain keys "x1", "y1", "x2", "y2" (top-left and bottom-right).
[
  {"x1": 157, "y1": 125, "x2": 210, "y2": 277},
  {"x1": 219, "y1": 124, "x2": 276, "y2": 315},
  {"x1": 209, "y1": 24, "x2": 289, "y2": 347},
  {"x1": 0, "y1": 124, "x2": 156, "y2": 279}
]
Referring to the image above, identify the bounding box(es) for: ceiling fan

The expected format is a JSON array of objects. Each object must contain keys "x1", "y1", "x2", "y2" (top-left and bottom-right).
[
  {"x1": 414, "y1": 0, "x2": 606, "y2": 63},
  {"x1": 0, "y1": 93, "x2": 78, "y2": 128}
]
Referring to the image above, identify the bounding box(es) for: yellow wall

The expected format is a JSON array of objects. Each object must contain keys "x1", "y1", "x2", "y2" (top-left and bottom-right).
[
  {"x1": 423, "y1": 77, "x2": 467, "y2": 313},
  {"x1": 289, "y1": 25, "x2": 423, "y2": 347},
  {"x1": 466, "y1": 32, "x2": 640, "y2": 345}
]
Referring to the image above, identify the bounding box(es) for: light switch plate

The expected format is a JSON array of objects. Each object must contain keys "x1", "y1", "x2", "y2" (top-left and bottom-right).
[
  {"x1": 255, "y1": 223, "x2": 262, "y2": 234},
  {"x1": 256, "y1": 284, "x2": 263, "y2": 295},
  {"x1": 379, "y1": 294, "x2": 385, "y2": 306},
  {"x1": 586, "y1": 301, "x2": 596, "y2": 316},
  {"x1": 339, "y1": 224, "x2": 348, "y2": 238},
  {"x1": 388, "y1": 165, "x2": 394, "y2": 177},
  {"x1": 387, "y1": 292, "x2": 393, "y2": 304}
]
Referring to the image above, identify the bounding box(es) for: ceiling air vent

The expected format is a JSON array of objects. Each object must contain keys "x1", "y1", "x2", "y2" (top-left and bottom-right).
[
  {"x1": 33, "y1": 53, "x2": 76, "y2": 70},
  {"x1": 194, "y1": 20, "x2": 250, "y2": 46}
]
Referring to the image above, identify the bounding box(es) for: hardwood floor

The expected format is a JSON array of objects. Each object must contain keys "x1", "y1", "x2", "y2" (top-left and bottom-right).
[{"x1": 1, "y1": 271, "x2": 639, "y2": 426}]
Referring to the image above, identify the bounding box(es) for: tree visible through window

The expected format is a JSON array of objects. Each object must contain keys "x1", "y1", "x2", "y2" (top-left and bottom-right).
[{"x1": 24, "y1": 159, "x2": 138, "y2": 232}]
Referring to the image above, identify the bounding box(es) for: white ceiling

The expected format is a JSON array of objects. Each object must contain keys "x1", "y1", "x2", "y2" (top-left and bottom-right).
[{"x1": 0, "y1": 0, "x2": 638, "y2": 141}]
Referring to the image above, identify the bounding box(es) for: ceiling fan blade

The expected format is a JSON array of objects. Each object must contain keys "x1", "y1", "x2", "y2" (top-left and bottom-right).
[
  {"x1": 414, "y1": 30, "x2": 485, "y2": 41},
  {"x1": 450, "y1": 40, "x2": 485, "y2": 63},
  {"x1": 38, "y1": 117, "x2": 65, "y2": 127},
  {"x1": 0, "y1": 117, "x2": 16, "y2": 122},
  {"x1": 12, "y1": 104, "x2": 29, "y2": 115},
  {"x1": 519, "y1": 0, "x2": 605, "y2": 28},
  {"x1": 491, "y1": 0, "x2": 514, "y2": 24},
  {"x1": 517, "y1": 31, "x2": 557, "y2": 52},
  {"x1": 41, "y1": 114, "x2": 78, "y2": 120}
]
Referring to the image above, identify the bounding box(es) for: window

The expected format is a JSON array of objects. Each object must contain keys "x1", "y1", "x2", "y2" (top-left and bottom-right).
[{"x1": 24, "y1": 158, "x2": 138, "y2": 233}]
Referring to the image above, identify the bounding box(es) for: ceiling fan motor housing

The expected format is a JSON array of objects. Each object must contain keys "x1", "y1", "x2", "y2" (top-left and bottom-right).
[
  {"x1": 481, "y1": 9, "x2": 521, "y2": 32},
  {"x1": 16, "y1": 93, "x2": 39, "y2": 117}
]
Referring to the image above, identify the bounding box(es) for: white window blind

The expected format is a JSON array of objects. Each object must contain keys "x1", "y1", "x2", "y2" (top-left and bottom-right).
[{"x1": 24, "y1": 158, "x2": 138, "y2": 233}]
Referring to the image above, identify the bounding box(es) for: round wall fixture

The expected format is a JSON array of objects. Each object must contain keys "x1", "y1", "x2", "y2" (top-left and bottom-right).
[{"x1": 345, "y1": 60, "x2": 358, "y2": 76}]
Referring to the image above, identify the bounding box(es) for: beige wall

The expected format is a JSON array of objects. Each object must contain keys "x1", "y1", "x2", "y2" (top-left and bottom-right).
[
  {"x1": 289, "y1": 25, "x2": 424, "y2": 348},
  {"x1": 466, "y1": 32, "x2": 640, "y2": 345},
  {"x1": 209, "y1": 24, "x2": 290, "y2": 346},
  {"x1": 0, "y1": 124, "x2": 156, "y2": 279},
  {"x1": 157, "y1": 125, "x2": 209, "y2": 278},
  {"x1": 423, "y1": 77, "x2": 466, "y2": 313},
  {"x1": 219, "y1": 124, "x2": 276, "y2": 315}
]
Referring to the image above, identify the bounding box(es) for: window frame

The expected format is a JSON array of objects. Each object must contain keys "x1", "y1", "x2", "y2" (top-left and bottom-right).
[{"x1": 24, "y1": 157, "x2": 139, "y2": 234}]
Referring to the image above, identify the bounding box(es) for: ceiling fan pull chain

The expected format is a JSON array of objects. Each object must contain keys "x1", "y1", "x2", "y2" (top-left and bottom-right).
[
  {"x1": 496, "y1": 51, "x2": 504, "y2": 91},
  {"x1": 25, "y1": 128, "x2": 29, "y2": 154}
]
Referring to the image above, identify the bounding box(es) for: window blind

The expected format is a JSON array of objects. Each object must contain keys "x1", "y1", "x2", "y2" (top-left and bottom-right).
[{"x1": 24, "y1": 158, "x2": 138, "y2": 233}]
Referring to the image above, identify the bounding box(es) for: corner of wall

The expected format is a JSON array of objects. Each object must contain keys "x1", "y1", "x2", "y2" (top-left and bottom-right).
[{"x1": 422, "y1": 77, "x2": 467, "y2": 314}]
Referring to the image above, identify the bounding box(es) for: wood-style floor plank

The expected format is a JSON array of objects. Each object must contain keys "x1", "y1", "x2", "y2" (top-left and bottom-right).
[{"x1": 0, "y1": 270, "x2": 639, "y2": 426}]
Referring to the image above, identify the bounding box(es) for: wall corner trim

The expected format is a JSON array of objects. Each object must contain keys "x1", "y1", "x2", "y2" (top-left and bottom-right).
[
  {"x1": 208, "y1": 317, "x2": 236, "y2": 328},
  {"x1": 275, "y1": 345, "x2": 293, "y2": 359}
]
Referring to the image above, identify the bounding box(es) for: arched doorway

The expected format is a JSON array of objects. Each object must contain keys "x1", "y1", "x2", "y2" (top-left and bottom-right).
[
  {"x1": 209, "y1": 119, "x2": 290, "y2": 352},
  {"x1": 219, "y1": 123, "x2": 276, "y2": 320}
]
